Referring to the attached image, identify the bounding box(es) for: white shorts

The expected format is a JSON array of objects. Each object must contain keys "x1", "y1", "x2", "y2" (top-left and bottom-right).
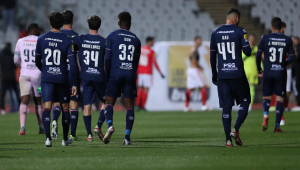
[
  {"x1": 187, "y1": 68, "x2": 206, "y2": 89},
  {"x1": 138, "y1": 74, "x2": 152, "y2": 88},
  {"x1": 286, "y1": 68, "x2": 292, "y2": 92},
  {"x1": 19, "y1": 75, "x2": 41, "y2": 97}
]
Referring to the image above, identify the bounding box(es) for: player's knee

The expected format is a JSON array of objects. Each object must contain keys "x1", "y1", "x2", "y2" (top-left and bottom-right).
[
  {"x1": 21, "y1": 96, "x2": 29, "y2": 105},
  {"x1": 263, "y1": 96, "x2": 272, "y2": 100},
  {"x1": 124, "y1": 98, "x2": 134, "y2": 108},
  {"x1": 276, "y1": 96, "x2": 284, "y2": 102},
  {"x1": 70, "y1": 101, "x2": 78, "y2": 109},
  {"x1": 43, "y1": 101, "x2": 52, "y2": 109},
  {"x1": 61, "y1": 103, "x2": 69, "y2": 110}
]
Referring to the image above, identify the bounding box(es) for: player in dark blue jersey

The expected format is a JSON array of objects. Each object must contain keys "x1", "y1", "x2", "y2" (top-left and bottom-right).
[
  {"x1": 103, "y1": 12, "x2": 141, "y2": 145},
  {"x1": 35, "y1": 12, "x2": 78, "y2": 147},
  {"x1": 256, "y1": 17, "x2": 295, "y2": 133},
  {"x1": 210, "y1": 8, "x2": 252, "y2": 147},
  {"x1": 72, "y1": 15, "x2": 106, "y2": 141}
]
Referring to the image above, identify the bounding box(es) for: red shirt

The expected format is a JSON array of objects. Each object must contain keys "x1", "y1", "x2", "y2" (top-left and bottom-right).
[{"x1": 137, "y1": 46, "x2": 162, "y2": 75}]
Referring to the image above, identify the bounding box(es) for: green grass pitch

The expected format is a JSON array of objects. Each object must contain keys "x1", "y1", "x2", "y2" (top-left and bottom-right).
[{"x1": 0, "y1": 110, "x2": 300, "y2": 170}]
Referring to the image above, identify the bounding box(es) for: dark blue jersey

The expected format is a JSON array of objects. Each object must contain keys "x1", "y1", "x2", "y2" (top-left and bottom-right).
[
  {"x1": 72, "y1": 34, "x2": 106, "y2": 82},
  {"x1": 210, "y1": 24, "x2": 251, "y2": 79},
  {"x1": 104, "y1": 29, "x2": 141, "y2": 81},
  {"x1": 60, "y1": 29, "x2": 78, "y2": 37},
  {"x1": 256, "y1": 33, "x2": 295, "y2": 77},
  {"x1": 35, "y1": 31, "x2": 77, "y2": 85}
]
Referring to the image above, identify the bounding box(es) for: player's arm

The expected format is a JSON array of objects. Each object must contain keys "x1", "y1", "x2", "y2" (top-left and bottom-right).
[
  {"x1": 241, "y1": 29, "x2": 251, "y2": 57},
  {"x1": 152, "y1": 53, "x2": 164, "y2": 78},
  {"x1": 14, "y1": 40, "x2": 21, "y2": 67},
  {"x1": 133, "y1": 40, "x2": 141, "y2": 74},
  {"x1": 67, "y1": 38, "x2": 79, "y2": 96},
  {"x1": 286, "y1": 38, "x2": 295, "y2": 65},
  {"x1": 209, "y1": 31, "x2": 218, "y2": 85},
  {"x1": 104, "y1": 34, "x2": 113, "y2": 84},
  {"x1": 35, "y1": 37, "x2": 42, "y2": 71},
  {"x1": 256, "y1": 35, "x2": 264, "y2": 77}
]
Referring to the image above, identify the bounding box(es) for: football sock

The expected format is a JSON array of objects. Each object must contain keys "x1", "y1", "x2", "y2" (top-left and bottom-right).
[
  {"x1": 52, "y1": 105, "x2": 61, "y2": 122},
  {"x1": 62, "y1": 109, "x2": 70, "y2": 141},
  {"x1": 275, "y1": 101, "x2": 284, "y2": 128},
  {"x1": 185, "y1": 89, "x2": 191, "y2": 107},
  {"x1": 262, "y1": 99, "x2": 271, "y2": 116},
  {"x1": 36, "y1": 105, "x2": 43, "y2": 125},
  {"x1": 201, "y1": 88, "x2": 207, "y2": 106},
  {"x1": 125, "y1": 108, "x2": 135, "y2": 141},
  {"x1": 97, "y1": 109, "x2": 105, "y2": 129},
  {"x1": 20, "y1": 104, "x2": 27, "y2": 127},
  {"x1": 105, "y1": 104, "x2": 113, "y2": 128},
  {"x1": 141, "y1": 90, "x2": 148, "y2": 109},
  {"x1": 250, "y1": 85, "x2": 255, "y2": 105},
  {"x1": 222, "y1": 107, "x2": 232, "y2": 142},
  {"x1": 42, "y1": 108, "x2": 51, "y2": 140},
  {"x1": 83, "y1": 115, "x2": 92, "y2": 136},
  {"x1": 70, "y1": 109, "x2": 78, "y2": 137},
  {"x1": 234, "y1": 102, "x2": 249, "y2": 132},
  {"x1": 136, "y1": 88, "x2": 143, "y2": 107}
]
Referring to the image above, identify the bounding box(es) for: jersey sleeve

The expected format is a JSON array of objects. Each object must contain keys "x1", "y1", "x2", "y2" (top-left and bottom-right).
[
  {"x1": 133, "y1": 39, "x2": 142, "y2": 73},
  {"x1": 67, "y1": 37, "x2": 79, "y2": 86},
  {"x1": 209, "y1": 31, "x2": 217, "y2": 52},
  {"x1": 106, "y1": 33, "x2": 113, "y2": 51},
  {"x1": 286, "y1": 37, "x2": 295, "y2": 65},
  {"x1": 71, "y1": 35, "x2": 80, "y2": 46},
  {"x1": 14, "y1": 40, "x2": 21, "y2": 66},
  {"x1": 257, "y1": 35, "x2": 265, "y2": 52},
  {"x1": 240, "y1": 28, "x2": 250, "y2": 48},
  {"x1": 256, "y1": 35, "x2": 265, "y2": 71}
]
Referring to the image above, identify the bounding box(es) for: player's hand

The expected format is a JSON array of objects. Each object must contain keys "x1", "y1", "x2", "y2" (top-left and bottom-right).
[
  {"x1": 161, "y1": 74, "x2": 165, "y2": 79},
  {"x1": 257, "y1": 70, "x2": 263, "y2": 77},
  {"x1": 212, "y1": 74, "x2": 218, "y2": 85},
  {"x1": 71, "y1": 86, "x2": 77, "y2": 97}
]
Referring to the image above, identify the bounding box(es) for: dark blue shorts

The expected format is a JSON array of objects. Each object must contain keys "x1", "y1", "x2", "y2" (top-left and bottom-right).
[
  {"x1": 82, "y1": 79, "x2": 106, "y2": 105},
  {"x1": 263, "y1": 76, "x2": 286, "y2": 97},
  {"x1": 217, "y1": 76, "x2": 251, "y2": 108},
  {"x1": 41, "y1": 81, "x2": 70, "y2": 104},
  {"x1": 106, "y1": 75, "x2": 137, "y2": 98}
]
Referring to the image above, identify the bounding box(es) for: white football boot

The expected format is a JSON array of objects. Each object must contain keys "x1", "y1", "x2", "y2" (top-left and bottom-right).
[
  {"x1": 45, "y1": 138, "x2": 52, "y2": 147},
  {"x1": 62, "y1": 137, "x2": 74, "y2": 146},
  {"x1": 103, "y1": 126, "x2": 115, "y2": 144},
  {"x1": 123, "y1": 139, "x2": 134, "y2": 145},
  {"x1": 51, "y1": 121, "x2": 58, "y2": 140}
]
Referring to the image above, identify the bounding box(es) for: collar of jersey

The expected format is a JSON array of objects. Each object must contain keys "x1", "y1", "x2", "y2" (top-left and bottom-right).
[
  {"x1": 50, "y1": 31, "x2": 62, "y2": 33},
  {"x1": 88, "y1": 34, "x2": 100, "y2": 36},
  {"x1": 272, "y1": 32, "x2": 282, "y2": 35}
]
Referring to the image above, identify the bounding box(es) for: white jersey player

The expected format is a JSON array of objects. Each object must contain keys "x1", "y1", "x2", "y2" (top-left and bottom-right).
[{"x1": 14, "y1": 23, "x2": 44, "y2": 135}]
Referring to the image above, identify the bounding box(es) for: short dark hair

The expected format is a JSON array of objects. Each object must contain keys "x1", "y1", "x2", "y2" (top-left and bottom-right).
[
  {"x1": 281, "y1": 21, "x2": 286, "y2": 28},
  {"x1": 146, "y1": 36, "x2": 154, "y2": 43},
  {"x1": 293, "y1": 36, "x2": 300, "y2": 41},
  {"x1": 194, "y1": 36, "x2": 202, "y2": 41},
  {"x1": 227, "y1": 8, "x2": 241, "y2": 18},
  {"x1": 118, "y1": 12, "x2": 131, "y2": 28},
  {"x1": 61, "y1": 10, "x2": 74, "y2": 25},
  {"x1": 190, "y1": 51, "x2": 199, "y2": 61},
  {"x1": 48, "y1": 12, "x2": 64, "y2": 30},
  {"x1": 27, "y1": 23, "x2": 39, "y2": 32},
  {"x1": 87, "y1": 15, "x2": 101, "y2": 30},
  {"x1": 271, "y1": 17, "x2": 282, "y2": 30}
]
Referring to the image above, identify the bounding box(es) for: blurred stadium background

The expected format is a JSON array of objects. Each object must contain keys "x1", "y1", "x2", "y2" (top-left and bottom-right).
[{"x1": 0, "y1": 0, "x2": 300, "y2": 112}]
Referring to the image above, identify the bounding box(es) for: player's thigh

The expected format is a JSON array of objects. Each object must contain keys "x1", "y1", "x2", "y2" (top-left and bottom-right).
[
  {"x1": 140, "y1": 74, "x2": 152, "y2": 88},
  {"x1": 106, "y1": 76, "x2": 122, "y2": 98},
  {"x1": 82, "y1": 79, "x2": 96, "y2": 106},
  {"x1": 30, "y1": 77, "x2": 42, "y2": 98},
  {"x1": 274, "y1": 76, "x2": 286, "y2": 97},
  {"x1": 123, "y1": 76, "x2": 138, "y2": 99},
  {"x1": 217, "y1": 79, "x2": 234, "y2": 108},
  {"x1": 263, "y1": 76, "x2": 274, "y2": 97},
  {"x1": 56, "y1": 83, "x2": 70, "y2": 104},
  {"x1": 94, "y1": 81, "x2": 106, "y2": 103},
  {"x1": 19, "y1": 76, "x2": 32, "y2": 97},
  {"x1": 41, "y1": 82, "x2": 55, "y2": 103},
  {"x1": 230, "y1": 76, "x2": 251, "y2": 105}
]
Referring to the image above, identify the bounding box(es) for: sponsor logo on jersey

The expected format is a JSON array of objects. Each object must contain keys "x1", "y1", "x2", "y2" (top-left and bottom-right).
[
  {"x1": 26, "y1": 64, "x2": 38, "y2": 70},
  {"x1": 119, "y1": 62, "x2": 133, "y2": 70},
  {"x1": 86, "y1": 67, "x2": 100, "y2": 75},
  {"x1": 47, "y1": 67, "x2": 62, "y2": 75},
  {"x1": 271, "y1": 64, "x2": 283, "y2": 71},
  {"x1": 244, "y1": 34, "x2": 248, "y2": 40},
  {"x1": 221, "y1": 63, "x2": 238, "y2": 71},
  {"x1": 217, "y1": 30, "x2": 234, "y2": 34}
]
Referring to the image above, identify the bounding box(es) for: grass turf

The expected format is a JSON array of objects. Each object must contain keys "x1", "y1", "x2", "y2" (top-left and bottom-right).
[{"x1": 0, "y1": 109, "x2": 300, "y2": 170}]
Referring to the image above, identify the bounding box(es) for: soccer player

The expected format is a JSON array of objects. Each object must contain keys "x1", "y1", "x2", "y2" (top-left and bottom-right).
[
  {"x1": 50, "y1": 10, "x2": 80, "y2": 140},
  {"x1": 210, "y1": 8, "x2": 252, "y2": 147},
  {"x1": 281, "y1": 21, "x2": 288, "y2": 125},
  {"x1": 257, "y1": 17, "x2": 295, "y2": 132},
  {"x1": 136, "y1": 37, "x2": 164, "y2": 110},
  {"x1": 35, "y1": 12, "x2": 78, "y2": 147},
  {"x1": 14, "y1": 23, "x2": 44, "y2": 135},
  {"x1": 104, "y1": 12, "x2": 141, "y2": 145},
  {"x1": 185, "y1": 36, "x2": 207, "y2": 111},
  {"x1": 72, "y1": 15, "x2": 106, "y2": 141},
  {"x1": 242, "y1": 34, "x2": 258, "y2": 111}
]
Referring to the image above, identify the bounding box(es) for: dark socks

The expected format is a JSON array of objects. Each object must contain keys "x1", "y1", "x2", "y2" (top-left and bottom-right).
[
  {"x1": 62, "y1": 109, "x2": 70, "y2": 141},
  {"x1": 222, "y1": 107, "x2": 232, "y2": 142},
  {"x1": 125, "y1": 108, "x2": 135, "y2": 141},
  {"x1": 275, "y1": 101, "x2": 284, "y2": 128},
  {"x1": 52, "y1": 105, "x2": 61, "y2": 122},
  {"x1": 234, "y1": 102, "x2": 250, "y2": 132},
  {"x1": 105, "y1": 104, "x2": 114, "y2": 128},
  {"x1": 262, "y1": 99, "x2": 271, "y2": 116},
  {"x1": 42, "y1": 108, "x2": 51, "y2": 140},
  {"x1": 70, "y1": 109, "x2": 78, "y2": 137},
  {"x1": 83, "y1": 115, "x2": 92, "y2": 136},
  {"x1": 97, "y1": 109, "x2": 105, "y2": 129}
]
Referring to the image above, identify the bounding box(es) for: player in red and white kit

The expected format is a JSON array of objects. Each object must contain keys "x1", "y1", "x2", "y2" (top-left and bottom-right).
[
  {"x1": 14, "y1": 23, "x2": 44, "y2": 135},
  {"x1": 136, "y1": 37, "x2": 164, "y2": 110}
]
